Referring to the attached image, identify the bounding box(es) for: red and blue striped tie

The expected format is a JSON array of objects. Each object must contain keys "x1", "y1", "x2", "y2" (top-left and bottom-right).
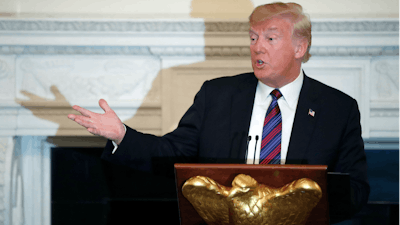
[{"x1": 260, "y1": 89, "x2": 282, "y2": 164}]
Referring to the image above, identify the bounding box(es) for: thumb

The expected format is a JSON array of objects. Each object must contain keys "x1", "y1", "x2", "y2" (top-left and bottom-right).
[{"x1": 99, "y1": 99, "x2": 112, "y2": 113}]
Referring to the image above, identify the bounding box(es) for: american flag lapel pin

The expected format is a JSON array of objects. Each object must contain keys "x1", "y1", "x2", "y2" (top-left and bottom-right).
[{"x1": 308, "y1": 108, "x2": 315, "y2": 117}]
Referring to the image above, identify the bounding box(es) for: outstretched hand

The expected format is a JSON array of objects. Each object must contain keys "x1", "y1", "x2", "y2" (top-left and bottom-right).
[{"x1": 68, "y1": 99, "x2": 126, "y2": 144}]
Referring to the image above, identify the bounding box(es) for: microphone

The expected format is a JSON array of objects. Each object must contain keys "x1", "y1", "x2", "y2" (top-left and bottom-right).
[
  {"x1": 253, "y1": 135, "x2": 259, "y2": 164},
  {"x1": 245, "y1": 136, "x2": 252, "y2": 164}
]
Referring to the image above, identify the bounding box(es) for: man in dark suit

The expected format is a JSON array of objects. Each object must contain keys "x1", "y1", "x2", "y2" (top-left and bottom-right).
[{"x1": 68, "y1": 2, "x2": 369, "y2": 220}]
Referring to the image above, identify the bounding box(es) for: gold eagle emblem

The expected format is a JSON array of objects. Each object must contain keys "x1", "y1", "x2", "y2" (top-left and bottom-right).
[{"x1": 182, "y1": 174, "x2": 322, "y2": 225}]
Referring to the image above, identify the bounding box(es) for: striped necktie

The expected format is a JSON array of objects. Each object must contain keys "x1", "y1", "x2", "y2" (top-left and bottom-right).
[{"x1": 260, "y1": 89, "x2": 282, "y2": 164}]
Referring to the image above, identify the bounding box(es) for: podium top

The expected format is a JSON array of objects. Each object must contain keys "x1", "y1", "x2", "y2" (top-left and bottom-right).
[{"x1": 175, "y1": 163, "x2": 327, "y2": 170}]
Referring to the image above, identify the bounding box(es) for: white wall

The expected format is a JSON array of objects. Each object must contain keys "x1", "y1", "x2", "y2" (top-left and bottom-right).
[{"x1": 0, "y1": 0, "x2": 398, "y2": 19}]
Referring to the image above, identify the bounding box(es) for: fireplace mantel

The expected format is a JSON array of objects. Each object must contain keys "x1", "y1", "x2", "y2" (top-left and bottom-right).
[
  {"x1": 0, "y1": 18, "x2": 398, "y2": 225},
  {"x1": 0, "y1": 18, "x2": 398, "y2": 137}
]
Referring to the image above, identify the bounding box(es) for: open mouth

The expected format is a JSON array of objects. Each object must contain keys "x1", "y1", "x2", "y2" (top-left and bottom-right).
[{"x1": 256, "y1": 60, "x2": 265, "y2": 67}]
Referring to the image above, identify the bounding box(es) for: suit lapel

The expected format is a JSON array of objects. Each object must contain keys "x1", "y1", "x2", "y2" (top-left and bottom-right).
[
  {"x1": 286, "y1": 74, "x2": 321, "y2": 164},
  {"x1": 229, "y1": 73, "x2": 258, "y2": 162}
]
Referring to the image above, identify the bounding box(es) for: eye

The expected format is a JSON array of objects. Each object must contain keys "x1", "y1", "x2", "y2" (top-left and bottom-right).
[
  {"x1": 250, "y1": 36, "x2": 257, "y2": 44},
  {"x1": 267, "y1": 36, "x2": 276, "y2": 41}
]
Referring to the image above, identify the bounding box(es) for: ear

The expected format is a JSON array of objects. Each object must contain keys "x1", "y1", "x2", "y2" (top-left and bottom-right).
[{"x1": 294, "y1": 38, "x2": 308, "y2": 60}]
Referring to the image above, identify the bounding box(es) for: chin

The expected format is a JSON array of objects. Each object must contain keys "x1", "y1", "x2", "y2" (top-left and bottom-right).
[
  {"x1": 253, "y1": 71, "x2": 281, "y2": 88},
  {"x1": 254, "y1": 70, "x2": 271, "y2": 80}
]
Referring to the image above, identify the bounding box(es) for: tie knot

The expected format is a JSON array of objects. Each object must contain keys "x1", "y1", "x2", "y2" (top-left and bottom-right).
[{"x1": 271, "y1": 89, "x2": 282, "y2": 100}]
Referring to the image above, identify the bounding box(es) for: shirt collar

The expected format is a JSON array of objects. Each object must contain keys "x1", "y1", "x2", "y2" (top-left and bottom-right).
[{"x1": 256, "y1": 69, "x2": 304, "y2": 109}]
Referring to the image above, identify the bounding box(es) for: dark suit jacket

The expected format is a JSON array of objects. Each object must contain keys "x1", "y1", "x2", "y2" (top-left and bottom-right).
[{"x1": 102, "y1": 72, "x2": 369, "y2": 217}]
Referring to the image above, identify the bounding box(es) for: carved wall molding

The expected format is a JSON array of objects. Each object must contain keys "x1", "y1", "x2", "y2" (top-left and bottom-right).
[
  {"x1": 15, "y1": 56, "x2": 161, "y2": 102},
  {"x1": 0, "y1": 46, "x2": 151, "y2": 55},
  {"x1": 310, "y1": 46, "x2": 399, "y2": 56},
  {"x1": 205, "y1": 20, "x2": 400, "y2": 33},
  {"x1": 0, "y1": 45, "x2": 398, "y2": 57},
  {"x1": 375, "y1": 60, "x2": 399, "y2": 93},
  {"x1": 311, "y1": 20, "x2": 399, "y2": 32},
  {"x1": 150, "y1": 46, "x2": 204, "y2": 56},
  {"x1": 0, "y1": 18, "x2": 397, "y2": 138},
  {"x1": 0, "y1": 20, "x2": 206, "y2": 32},
  {"x1": 370, "y1": 59, "x2": 399, "y2": 103},
  {"x1": 370, "y1": 109, "x2": 399, "y2": 117},
  {"x1": 0, "y1": 137, "x2": 8, "y2": 225},
  {"x1": 10, "y1": 136, "x2": 51, "y2": 225},
  {"x1": 0, "y1": 60, "x2": 10, "y2": 79},
  {"x1": 0, "y1": 19, "x2": 398, "y2": 33}
]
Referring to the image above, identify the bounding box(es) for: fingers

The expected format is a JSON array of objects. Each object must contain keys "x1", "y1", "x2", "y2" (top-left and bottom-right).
[
  {"x1": 70, "y1": 115, "x2": 97, "y2": 129},
  {"x1": 99, "y1": 99, "x2": 112, "y2": 113},
  {"x1": 68, "y1": 105, "x2": 96, "y2": 128},
  {"x1": 72, "y1": 105, "x2": 93, "y2": 117},
  {"x1": 70, "y1": 114, "x2": 89, "y2": 124},
  {"x1": 67, "y1": 114, "x2": 76, "y2": 120}
]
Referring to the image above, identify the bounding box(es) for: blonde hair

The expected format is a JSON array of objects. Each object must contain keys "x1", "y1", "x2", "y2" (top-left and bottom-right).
[{"x1": 249, "y1": 2, "x2": 312, "y2": 63}]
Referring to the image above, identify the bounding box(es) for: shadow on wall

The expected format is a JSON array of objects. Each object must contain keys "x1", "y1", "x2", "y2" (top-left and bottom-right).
[
  {"x1": 15, "y1": 0, "x2": 255, "y2": 137},
  {"x1": 14, "y1": 2, "x2": 257, "y2": 225}
]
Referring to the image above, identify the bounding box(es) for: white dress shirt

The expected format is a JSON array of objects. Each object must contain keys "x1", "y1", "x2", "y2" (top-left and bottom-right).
[{"x1": 246, "y1": 70, "x2": 304, "y2": 165}]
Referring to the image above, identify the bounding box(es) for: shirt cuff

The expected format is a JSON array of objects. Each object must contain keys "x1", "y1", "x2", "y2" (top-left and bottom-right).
[
  {"x1": 111, "y1": 141, "x2": 118, "y2": 154},
  {"x1": 111, "y1": 124, "x2": 127, "y2": 154}
]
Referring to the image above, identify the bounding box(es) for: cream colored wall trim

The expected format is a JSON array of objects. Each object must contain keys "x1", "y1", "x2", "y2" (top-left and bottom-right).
[{"x1": 0, "y1": 19, "x2": 398, "y2": 138}]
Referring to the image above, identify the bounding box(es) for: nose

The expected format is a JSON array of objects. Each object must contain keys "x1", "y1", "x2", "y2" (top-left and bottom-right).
[{"x1": 252, "y1": 40, "x2": 266, "y2": 54}]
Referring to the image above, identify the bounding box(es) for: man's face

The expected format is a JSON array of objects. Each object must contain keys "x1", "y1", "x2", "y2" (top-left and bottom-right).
[{"x1": 249, "y1": 17, "x2": 300, "y2": 88}]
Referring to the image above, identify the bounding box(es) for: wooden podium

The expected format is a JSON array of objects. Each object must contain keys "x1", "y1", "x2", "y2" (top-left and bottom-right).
[{"x1": 174, "y1": 164, "x2": 329, "y2": 225}]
